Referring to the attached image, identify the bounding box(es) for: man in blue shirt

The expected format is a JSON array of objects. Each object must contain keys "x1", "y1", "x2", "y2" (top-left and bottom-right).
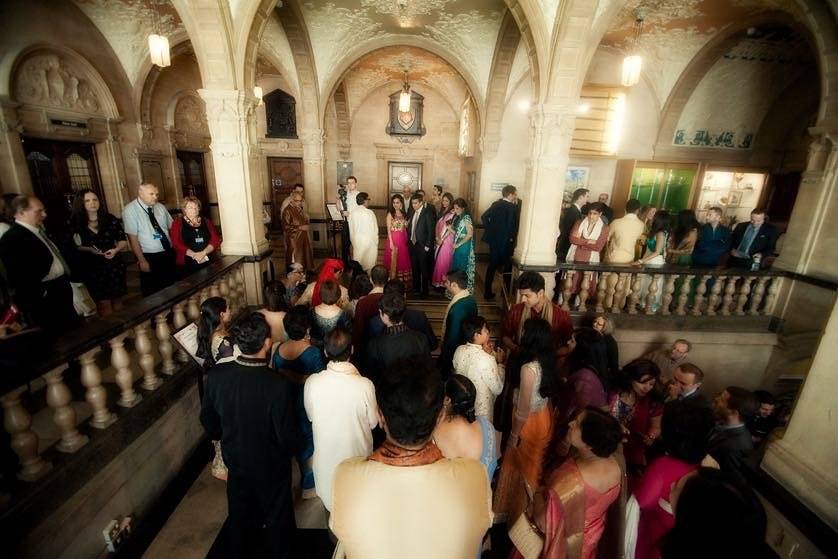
[
  {"x1": 728, "y1": 208, "x2": 779, "y2": 269},
  {"x1": 123, "y1": 183, "x2": 175, "y2": 296},
  {"x1": 693, "y1": 206, "x2": 730, "y2": 267}
]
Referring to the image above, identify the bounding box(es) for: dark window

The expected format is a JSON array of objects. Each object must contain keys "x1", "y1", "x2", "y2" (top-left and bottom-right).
[{"x1": 265, "y1": 89, "x2": 297, "y2": 139}]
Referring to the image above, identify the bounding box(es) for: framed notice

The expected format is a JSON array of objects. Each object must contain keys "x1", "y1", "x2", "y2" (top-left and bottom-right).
[{"x1": 172, "y1": 322, "x2": 205, "y2": 367}]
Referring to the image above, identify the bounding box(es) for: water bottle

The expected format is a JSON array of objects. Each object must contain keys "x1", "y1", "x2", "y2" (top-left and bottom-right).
[{"x1": 751, "y1": 253, "x2": 762, "y2": 271}]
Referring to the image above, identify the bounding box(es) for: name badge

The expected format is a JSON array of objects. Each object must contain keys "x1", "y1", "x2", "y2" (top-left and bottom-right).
[
  {"x1": 194, "y1": 236, "x2": 204, "y2": 244},
  {"x1": 152, "y1": 232, "x2": 162, "y2": 240}
]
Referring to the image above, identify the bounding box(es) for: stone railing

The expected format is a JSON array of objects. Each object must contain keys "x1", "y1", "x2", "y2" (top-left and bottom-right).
[{"x1": 0, "y1": 256, "x2": 247, "y2": 536}]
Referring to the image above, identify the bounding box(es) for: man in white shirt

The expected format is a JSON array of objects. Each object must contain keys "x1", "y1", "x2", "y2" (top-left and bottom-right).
[
  {"x1": 337, "y1": 176, "x2": 360, "y2": 262},
  {"x1": 0, "y1": 195, "x2": 78, "y2": 330},
  {"x1": 304, "y1": 328, "x2": 378, "y2": 511},
  {"x1": 122, "y1": 183, "x2": 175, "y2": 297},
  {"x1": 348, "y1": 192, "x2": 379, "y2": 272},
  {"x1": 453, "y1": 315, "x2": 505, "y2": 417}
]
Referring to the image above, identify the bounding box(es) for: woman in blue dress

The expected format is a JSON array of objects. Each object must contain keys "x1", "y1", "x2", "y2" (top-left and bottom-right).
[
  {"x1": 450, "y1": 198, "x2": 476, "y2": 293},
  {"x1": 271, "y1": 305, "x2": 325, "y2": 499}
]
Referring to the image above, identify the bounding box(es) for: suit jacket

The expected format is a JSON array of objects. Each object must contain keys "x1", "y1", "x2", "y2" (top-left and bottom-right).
[
  {"x1": 364, "y1": 324, "x2": 431, "y2": 380},
  {"x1": 407, "y1": 203, "x2": 437, "y2": 251},
  {"x1": 557, "y1": 204, "x2": 583, "y2": 261},
  {"x1": 604, "y1": 213, "x2": 645, "y2": 263},
  {"x1": 481, "y1": 199, "x2": 519, "y2": 253},
  {"x1": 439, "y1": 295, "x2": 478, "y2": 374},
  {"x1": 729, "y1": 222, "x2": 778, "y2": 258},
  {"x1": 693, "y1": 223, "x2": 731, "y2": 267},
  {"x1": 709, "y1": 424, "x2": 754, "y2": 484},
  {"x1": 0, "y1": 223, "x2": 65, "y2": 315},
  {"x1": 368, "y1": 308, "x2": 438, "y2": 351}
]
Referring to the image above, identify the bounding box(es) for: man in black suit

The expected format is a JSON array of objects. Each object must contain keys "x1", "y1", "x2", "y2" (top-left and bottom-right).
[
  {"x1": 666, "y1": 363, "x2": 712, "y2": 410},
  {"x1": 365, "y1": 292, "x2": 431, "y2": 380},
  {"x1": 366, "y1": 279, "x2": 438, "y2": 351},
  {"x1": 0, "y1": 195, "x2": 78, "y2": 331},
  {"x1": 728, "y1": 208, "x2": 779, "y2": 269},
  {"x1": 709, "y1": 386, "x2": 758, "y2": 485},
  {"x1": 481, "y1": 184, "x2": 519, "y2": 300},
  {"x1": 407, "y1": 193, "x2": 436, "y2": 297},
  {"x1": 201, "y1": 313, "x2": 302, "y2": 558},
  {"x1": 556, "y1": 187, "x2": 589, "y2": 263}
]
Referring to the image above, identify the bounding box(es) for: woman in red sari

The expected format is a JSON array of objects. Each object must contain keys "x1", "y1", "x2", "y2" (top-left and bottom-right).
[{"x1": 512, "y1": 407, "x2": 623, "y2": 559}]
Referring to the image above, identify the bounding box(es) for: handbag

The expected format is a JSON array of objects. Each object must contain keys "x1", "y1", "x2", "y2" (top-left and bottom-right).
[{"x1": 71, "y1": 282, "x2": 97, "y2": 317}]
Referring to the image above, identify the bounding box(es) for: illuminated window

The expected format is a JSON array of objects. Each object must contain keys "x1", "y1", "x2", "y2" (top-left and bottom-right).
[{"x1": 571, "y1": 86, "x2": 627, "y2": 156}]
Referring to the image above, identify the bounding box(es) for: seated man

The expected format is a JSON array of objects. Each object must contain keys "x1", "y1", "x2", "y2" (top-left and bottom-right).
[
  {"x1": 643, "y1": 338, "x2": 691, "y2": 383},
  {"x1": 364, "y1": 292, "x2": 430, "y2": 380},
  {"x1": 367, "y1": 279, "x2": 438, "y2": 350},
  {"x1": 710, "y1": 386, "x2": 758, "y2": 485},
  {"x1": 331, "y1": 359, "x2": 493, "y2": 559}
]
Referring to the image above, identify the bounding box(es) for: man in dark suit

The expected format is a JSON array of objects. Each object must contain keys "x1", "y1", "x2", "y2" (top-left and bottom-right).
[
  {"x1": 365, "y1": 292, "x2": 431, "y2": 380},
  {"x1": 557, "y1": 187, "x2": 589, "y2": 263},
  {"x1": 480, "y1": 184, "x2": 519, "y2": 300},
  {"x1": 366, "y1": 279, "x2": 438, "y2": 351},
  {"x1": 407, "y1": 193, "x2": 436, "y2": 297},
  {"x1": 709, "y1": 386, "x2": 758, "y2": 485},
  {"x1": 0, "y1": 195, "x2": 78, "y2": 331},
  {"x1": 201, "y1": 313, "x2": 302, "y2": 558},
  {"x1": 666, "y1": 363, "x2": 712, "y2": 410},
  {"x1": 728, "y1": 208, "x2": 779, "y2": 269}
]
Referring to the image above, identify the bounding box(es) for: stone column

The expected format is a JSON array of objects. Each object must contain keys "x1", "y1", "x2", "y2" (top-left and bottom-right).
[
  {"x1": 199, "y1": 89, "x2": 268, "y2": 257},
  {"x1": 762, "y1": 295, "x2": 838, "y2": 529},
  {"x1": 300, "y1": 128, "x2": 326, "y2": 218},
  {"x1": 0, "y1": 102, "x2": 33, "y2": 193}
]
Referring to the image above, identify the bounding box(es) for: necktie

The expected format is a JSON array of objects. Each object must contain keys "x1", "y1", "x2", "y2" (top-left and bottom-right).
[
  {"x1": 39, "y1": 228, "x2": 71, "y2": 275},
  {"x1": 411, "y1": 206, "x2": 420, "y2": 244},
  {"x1": 737, "y1": 225, "x2": 756, "y2": 256},
  {"x1": 146, "y1": 206, "x2": 172, "y2": 251}
]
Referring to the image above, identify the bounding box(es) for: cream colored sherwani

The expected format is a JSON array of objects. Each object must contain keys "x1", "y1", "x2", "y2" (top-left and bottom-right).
[{"x1": 605, "y1": 213, "x2": 645, "y2": 263}]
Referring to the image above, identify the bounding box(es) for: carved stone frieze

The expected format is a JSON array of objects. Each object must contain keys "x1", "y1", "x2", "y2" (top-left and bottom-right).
[
  {"x1": 174, "y1": 96, "x2": 210, "y2": 137},
  {"x1": 13, "y1": 53, "x2": 103, "y2": 115}
]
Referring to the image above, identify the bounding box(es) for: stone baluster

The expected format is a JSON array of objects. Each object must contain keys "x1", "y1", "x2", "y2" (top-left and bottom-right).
[
  {"x1": 79, "y1": 347, "x2": 116, "y2": 429},
  {"x1": 110, "y1": 334, "x2": 142, "y2": 408},
  {"x1": 594, "y1": 272, "x2": 608, "y2": 313},
  {"x1": 219, "y1": 275, "x2": 231, "y2": 307},
  {"x1": 2, "y1": 387, "x2": 52, "y2": 481},
  {"x1": 187, "y1": 294, "x2": 201, "y2": 323},
  {"x1": 237, "y1": 266, "x2": 247, "y2": 306},
  {"x1": 561, "y1": 271, "x2": 575, "y2": 311},
  {"x1": 156, "y1": 312, "x2": 176, "y2": 375},
  {"x1": 578, "y1": 272, "x2": 592, "y2": 312},
  {"x1": 692, "y1": 274, "x2": 710, "y2": 316},
  {"x1": 612, "y1": 273, "x2": 627, "y2": 313},
  {"x1": 172, "y1": 301, "x2": 189, "y2": 362},
  {"x1": 603, "y1": 272, "x2": 617, "y2": 312},
  {"x1": 644, "y1": 273, "x2": 659, "y2": 314},
  {"x1": 749, "y1": 277, "x2": 769, "y2": 316},
  {"x1": 707, "y1": 276, "x2": 725, "y2": 316},
  {"x1": 764, "y1": 277, "x2": 782, "y2": 315},
  {"x1": 628, "y1": 273, "x2": 642, "y2": 314},
  {"x1": 44, "y1": 364, "x2": 89, "y2": 453},
  {"x1": 135, "y1": 322, "x2": 162, "y2": 390},
  {"x1": 661, "y1": 275, "x2": 677, "y2": 315},
  {"x1": 721, "y1": 276, "x2": 739, "y2": 316},
  {"x1": 676, "y1": 274, "x2": 694, "y2": 316},
  {"x1": 210, "y1": 281, "x2": 221, "y2": 298},
  {"x1": 735, "y1": 277, "x2": 756, "y2": 316},
  {"x1": 227, "y1": 272, "x2": 239, "y2": 312}
]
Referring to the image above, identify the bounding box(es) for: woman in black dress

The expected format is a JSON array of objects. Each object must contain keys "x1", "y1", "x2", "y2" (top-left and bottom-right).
[
  {"x1": 170, "y1": 196, "x2": 220, "y2": 278},
  {"x1": 69, "y1": 189, "x2": 128, "y2": 316}
]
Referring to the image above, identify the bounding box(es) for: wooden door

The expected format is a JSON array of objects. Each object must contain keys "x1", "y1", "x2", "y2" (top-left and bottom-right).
[
  {"x1": 176, "y1": 151, "x2": 209, "y2": 210},
  {"x1": 21, "y1": 137, "x2": 104, "y2": 231},
  {"x1": 267, "y1": 157, "x2": 304, "y2": 229}
]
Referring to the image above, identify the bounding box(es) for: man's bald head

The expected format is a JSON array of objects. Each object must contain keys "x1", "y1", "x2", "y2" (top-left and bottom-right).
[{"x1": 138, "y1": 183, "x2": 159, "y2": 206}]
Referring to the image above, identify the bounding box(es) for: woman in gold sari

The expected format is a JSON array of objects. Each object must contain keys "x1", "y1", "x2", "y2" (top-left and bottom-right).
[
  {"x1": 511, "y1": 407, "x2": 622, "y2": 559},
  {"x1": 281, "y1": 191, "x2": 314, "y2": 271}
]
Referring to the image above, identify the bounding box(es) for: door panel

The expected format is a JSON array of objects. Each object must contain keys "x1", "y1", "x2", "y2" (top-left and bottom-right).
[
  {"x1": 389, "y1": 162, "x2": 422, "y2": 198},
  {"x1": 267, "y1": 157, "x2": 304, "y2": 229},
  {"x1": 175, "y1": 151, "x2": 209, "y2": 210}
]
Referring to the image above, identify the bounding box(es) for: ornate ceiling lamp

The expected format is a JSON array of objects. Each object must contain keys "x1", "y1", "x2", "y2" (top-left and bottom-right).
[
  {"x1": 147, "y1": 0, "x2": 171, "y2": 68},
  {"x1": 622, "y1": 9, "x2": 645, "y2": 87},
  {"x1": 399, "y1": 71, "x2": 412, "y2": 113}
]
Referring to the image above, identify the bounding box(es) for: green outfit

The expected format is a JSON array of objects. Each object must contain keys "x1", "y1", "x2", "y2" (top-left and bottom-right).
[
  {"x1": 452, "y1": 214, "x2": 476, "y2": 293},
  {"x1": 439, "y1": 294, "x2": 478, "y2": 377}
]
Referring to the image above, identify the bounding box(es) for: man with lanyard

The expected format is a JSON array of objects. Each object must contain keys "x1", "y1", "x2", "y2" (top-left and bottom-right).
[{"x1": 123, "y1": 183, "x2": 175, "y2": 297}]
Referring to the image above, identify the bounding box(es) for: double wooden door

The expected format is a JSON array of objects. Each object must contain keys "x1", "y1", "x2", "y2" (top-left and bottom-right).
[
  {"x1": 22, "y1": 137, "x2": 104, "y2": 230},
  {"x1": 176, "y1": 151, "x2": 209, "y2": 210},
  {"x1": 267, "y1": 157, "x2": 303, "y2": 229}
]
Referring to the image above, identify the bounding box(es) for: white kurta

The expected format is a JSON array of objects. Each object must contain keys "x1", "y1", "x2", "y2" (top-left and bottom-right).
[{"x1": 348, "y1": 205, "x2": 379, "y2": 272}]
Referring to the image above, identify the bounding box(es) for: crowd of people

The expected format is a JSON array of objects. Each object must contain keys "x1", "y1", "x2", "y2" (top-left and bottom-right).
[{"x1": 197, "y1": 259, "x2": 783, "y2": 558}]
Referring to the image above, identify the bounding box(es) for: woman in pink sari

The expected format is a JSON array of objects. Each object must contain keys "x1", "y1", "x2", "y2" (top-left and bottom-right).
[
  {"x1": 512, "y1": 407, "x2": 623, "y2": 559},
  {"x1": 432, "y1": 193, "x2": 455, "y2": 288},
  {"x1": 384, "y1": 194, "x2": 412, "y2": 283}
]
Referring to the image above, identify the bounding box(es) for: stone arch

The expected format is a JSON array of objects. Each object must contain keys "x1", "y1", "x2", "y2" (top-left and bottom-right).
[
  {"x1": 273, "y1": 1, "x2": 321, "y2": 134},
  {"x1": 332, "y1": 81, "x2": 351, "y2": 160},
  {"x1": 9, "y1": 44, "x2": 120, "y2": 119},
  {"x1": 655, "y1": 12, "x2": 820, "y2": 152},
  {"x1": 168, "y1": 0, "x2": 237, "y2": 90},
  {"x1": 137, "y1": 38, "x2": 196, "y2": 142},
  {"x1": 793, "y1": 0, "x2": 838, "y2": 127},
  {"x1": 483, "y1": 11, "x2": 523, "y2": 159},
  {"x1": 503, "y1": 0, "x2": 547, "y2": 101}
]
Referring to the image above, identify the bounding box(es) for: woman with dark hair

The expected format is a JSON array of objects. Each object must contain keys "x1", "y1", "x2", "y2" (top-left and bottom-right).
[
  {"x1": 661, "y1": 468, "x2": 769, "y2": 559},
  {"x1": 384, "y1": 194, "x2": 412, "y2": 283},
  {"x1": 68, "y1": 189, "x2": 128, "y2": 316},
  {"x1": 432, "y1": 192, "x2": 456, "y2": 289},
  {"x1": 634, "y1": 210, "x2": 671, "y2": 312},
  {"x1": 495, "y1": 318, "x2": 561, "y2": 519},
  {"x1": 258, "y1": 280, "x2": 288, "y2": 344},
  {"x1": 348, "y1": 271, "x2": 373, "y2": 316},
  {"x1": 667, "y1": 209, "x2": 699, "y2": 266},
  {"x1": 433, "y1": 374, "x2": 499, "y2": 481},
  {"x1": 562, "y1": 327, "x2": 609, "y2": 423},
  {"x1": 608, "y1": 358, "x2": 663, "y2": 481},
  {"x1": 310, "y1": 279, "x2": 352, "y2": 348},
  {"x1": 514, "y1": 407, "x2": 622, "y2": 559},
  {"x1": 196, "y1": 296, "x2": 234, "y2": 368},
  {"x1": 450, "y1": 198, "x2": 476, "y2": 292},
  {"x1": 631, "y1": 400, "x2": 716, "y2": 559},
  {"x1": 297, "y1": 257, "x2": 349, "y2": 308},
  {"x1": 271, "y1": 305, "x2": 325, "y2": 498}
]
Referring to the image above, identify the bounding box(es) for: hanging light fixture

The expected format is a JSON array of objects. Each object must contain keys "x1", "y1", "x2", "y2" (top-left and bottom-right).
[
  {"x1": 254, "y1": 86, "x2": 264, "y2": 105},
  {"x1": 399, "y1": 71, "x2": 412, "y2": 113},
  {"x1": 622, "y1": 10, "x2": 645, "y2": 87},
  {"x1": 147, "y1": 0, "x2": 171, "y2": 68}
]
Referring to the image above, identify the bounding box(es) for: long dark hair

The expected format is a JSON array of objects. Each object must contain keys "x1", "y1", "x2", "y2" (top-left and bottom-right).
[
  {"x1": 388, "y1": 194, "x2": 406, "y2": 218},
  {"x1": 649, "y1": 210, "x2": 672, "y2": 237},
  {"x1": 70, "y1": 188, "x2": 109, "y2": 231},
  {"x1": 444, "y1": 374, "x2": 477, "y2": 423},
  {"x1": 673, "y1": 209, "x2": 699, "y2": 246},
  {"x1": 519, "y1": 318, "x2": 560, "y2": 403},
  {"x1": 567, "y1": 327, "x2": 610, "y2": 389},
  {"x1": 196, "y1": 297, "x2": 227, "y2": 367},
  {"x1": 452, "y1": 197, "x2": 469, "y2": 229},
  {"x1": 441, "y1": 193, "x2": 455, "y2": 217}
]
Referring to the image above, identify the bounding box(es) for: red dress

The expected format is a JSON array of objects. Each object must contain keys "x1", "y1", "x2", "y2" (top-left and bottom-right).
[
  {"x1": 633, "y1": 455, "x2": 698, "y2": 559},
  {"x1": 607, "y1": 392, "x2": 663, "y2": 472}
]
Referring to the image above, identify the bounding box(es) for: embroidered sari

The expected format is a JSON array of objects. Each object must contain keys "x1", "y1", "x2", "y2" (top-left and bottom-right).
[
  {"x1": 432, "y1": 209, "x2": 455, "y2": 287},
  {"x1": 385, "y1": 213, "x2": 412, "y2": 283},
  {"x1": 452, "y1": 214, "x2": 476, "y2": 293}
]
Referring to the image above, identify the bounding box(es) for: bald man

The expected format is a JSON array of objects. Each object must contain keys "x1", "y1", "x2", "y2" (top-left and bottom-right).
[{"x1": 123, "y1": 183, "x2": 176, "y2": 297}]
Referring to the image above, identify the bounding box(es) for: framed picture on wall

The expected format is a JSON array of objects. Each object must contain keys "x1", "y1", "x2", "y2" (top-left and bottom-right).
[{"x1": 564, "y1": 166, "x2": 590, "y2": 206}]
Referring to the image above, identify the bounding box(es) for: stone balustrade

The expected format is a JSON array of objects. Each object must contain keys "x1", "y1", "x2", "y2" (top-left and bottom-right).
[{"x1": 0, "y1": 257, "x2": 247, "y2": 488}]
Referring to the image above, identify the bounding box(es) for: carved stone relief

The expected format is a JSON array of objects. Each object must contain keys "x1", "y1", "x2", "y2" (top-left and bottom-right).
[{"x1": 13, "y1": 53, "x2": 103, "y2": 115}]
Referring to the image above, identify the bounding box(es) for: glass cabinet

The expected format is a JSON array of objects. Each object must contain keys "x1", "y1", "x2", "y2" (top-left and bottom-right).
[{"x1": 628, "y1": 163, "x2": 697, "y2": 213}]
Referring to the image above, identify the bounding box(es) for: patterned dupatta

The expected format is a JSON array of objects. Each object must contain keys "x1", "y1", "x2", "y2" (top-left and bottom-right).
[
  {"x1": 566, "y1": 216, "x2": 604, "y2": 263},
  {"x1": 516, "y1": 300, "x2": 554, "y2": 347},
  {"x1": 542, "y1": 459, "x2": 587, "y2": 559},
  {"x1": 370, "y1": 440, "x2": 443, "y2": 467}
]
